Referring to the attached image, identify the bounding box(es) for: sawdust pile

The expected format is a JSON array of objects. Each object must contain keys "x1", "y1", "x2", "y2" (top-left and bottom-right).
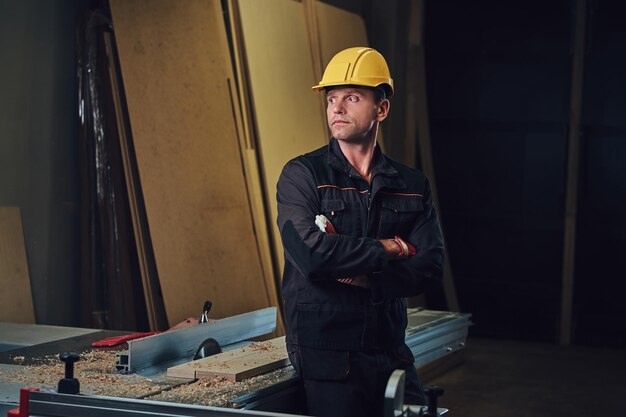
[
  {"x1": 149, "y1": 366, "x2": 294, "y2": 408},
  {"x1": 247, "y1": 341, "x2": 273, "y2": 351},
  {"x1": 3, "y1": 350, "x2": 160, "y2": 398},
  {"x1": 1, "y1": 349, "x2": 296, "y2": 409}
]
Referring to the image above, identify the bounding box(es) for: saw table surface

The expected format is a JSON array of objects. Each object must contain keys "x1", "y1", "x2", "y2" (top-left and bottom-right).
[
  {"x1": 0, "y1": 310, "x2": 469, "y2": 414},
  {"x1": 0, "y1": 322, "x2": 101, "y2": 353},
  {"x1": 0, "y1": 323, "x2": 297, "y2": 411}
]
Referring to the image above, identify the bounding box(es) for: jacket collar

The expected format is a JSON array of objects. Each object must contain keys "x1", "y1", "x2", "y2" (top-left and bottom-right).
[{"x1": 327, "y1": 138, "x2": 406, "y2": 191}]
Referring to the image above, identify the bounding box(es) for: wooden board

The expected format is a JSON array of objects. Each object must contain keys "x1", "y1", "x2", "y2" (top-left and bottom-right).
[
  {"x1": 109, "y1": 0, "x2": 273, "y2": 325},
  {"x1": 560, "y1": 0, "x2": 587, "y2": 345},
  {"x1": 167, "y1": 336, "x2": 289, "y2": 381},
  {"x1": 225, "y1": 0, "x2": 284, "y2": 335},
  {"x1": 0, "y1": 207, "x2": 35, "y2": 323},
  {"x1": 237, "y1": 0, "x2": 328, "y2": 274},
  {"x1": 315, "y1": 1, "x2": 369, "y2": 71}
]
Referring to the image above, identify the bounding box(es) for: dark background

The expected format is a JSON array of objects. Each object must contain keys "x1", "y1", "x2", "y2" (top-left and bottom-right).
[
  {"x1": 1, "y1": 0, "x2": 624, "y2": 348},
  {"x1": 423, "y1": 0, "x2": 626, "y2": 346}
]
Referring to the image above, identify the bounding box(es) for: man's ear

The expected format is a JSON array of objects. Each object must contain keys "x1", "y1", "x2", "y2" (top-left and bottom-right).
[{"x1": 376, "y1": 99, "x2": 390, "y2": 122}]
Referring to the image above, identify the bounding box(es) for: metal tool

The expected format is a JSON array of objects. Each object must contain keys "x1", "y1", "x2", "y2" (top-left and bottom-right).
[
  {"x1": 199, "y1": 300, "x2": 212, "y2": 324},
  {"x1": 2, "y1": 309, "x2": 462, "y2": 415},
  {"x1": 193, "y1": 338, "x2": 222, "y2": 360},
  {"x1": 116, "y1": 307, "x2": 277, "y2": 374},
  {"x1": 12, "y1": 389, "x2": 305, "y2": 417},
  {"x1": 9, "y1": 368, "x2": 446, "y2": 417},
  {"x1": 405, "y1": 309, "x2": 471, "y2": 369},
  {"x1": 384, "y1": 370, "x2": 448, "y2": 417}
]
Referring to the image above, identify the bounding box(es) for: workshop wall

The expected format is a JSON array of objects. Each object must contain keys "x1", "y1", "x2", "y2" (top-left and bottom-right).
[
  {"x1": 425, "y1": 0, "x2": 626, "y2": 347},
  {"x1": 574, "y1": 2, "x2": 626, "y2": 347},
  {"x1": 425, "y1": 0, "x2": 571, "y2": 342},
  {"x1": 0, "y1": 0, "x2": 84, "y2": 326}
]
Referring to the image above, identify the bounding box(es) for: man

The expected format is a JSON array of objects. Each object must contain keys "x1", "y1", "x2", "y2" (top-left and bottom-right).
[{"x1": 276, "y1": 47, "x2": 444, "y2": 417}]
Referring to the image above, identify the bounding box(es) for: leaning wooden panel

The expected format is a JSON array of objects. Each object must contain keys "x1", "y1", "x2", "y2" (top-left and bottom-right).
[
  {"x1": 237, "y1": 0, "x2": 328, "y2": 273},
  {"x1": 225, "y1": 1, "x2": 283, "y2": 334},
  {"x1": 109, "y1": 0, "x2": 272, "y2": 325},
  {"x1": 0, "y1": 207, "x2": 35, "y2": 323},
  {"x1": 315, "y1": 1, "x2": 369, "y2": 70}
]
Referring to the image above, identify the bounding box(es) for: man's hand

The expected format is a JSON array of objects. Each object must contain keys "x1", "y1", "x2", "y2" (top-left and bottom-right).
[
  {"x1": 380, "y1": 236, "x2": 416, "y2": 260},
  {"x1": 337, "y1": 274, "x2": 370, "y2": 288},
  {"x1": 315, "y1": 215, "x2": 371, "y2": 287}
]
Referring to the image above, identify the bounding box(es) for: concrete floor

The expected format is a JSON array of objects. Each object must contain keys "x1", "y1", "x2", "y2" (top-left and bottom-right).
[{"x1": 426, "y1": 337, "x2": 626, "y2": 417}]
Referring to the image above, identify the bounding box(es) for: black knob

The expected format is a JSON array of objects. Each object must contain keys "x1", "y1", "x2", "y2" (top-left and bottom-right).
[
  {"x1": 423, "y1": 386, "x2": 444, "y2": 417},
  {"x1": 59, "y1": 352, "x2": 80, "y2": 379},
  {"x1": 58, "y1": 352, "x2": 80, "y2": 394}
]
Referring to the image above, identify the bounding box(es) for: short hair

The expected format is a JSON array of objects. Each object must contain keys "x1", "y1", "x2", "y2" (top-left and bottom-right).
[{"x1": 373, "y1": 86, "x2": 388, "y2": 102}]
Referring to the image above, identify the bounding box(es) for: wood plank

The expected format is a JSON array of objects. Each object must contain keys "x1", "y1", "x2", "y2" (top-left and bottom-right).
[
  {"x1": 167, "y1": 336, "x2": 288, "y2": 381},
  {"x1": 225, "y1": 1, "x2": 284, "y2": 335},
  {"x1": 0, "y1": 207, "x2": 35, "y2": 323},
  {"x1": 560, "y1": 0, "x2": 588, "y2": 345},
  {"x1": 315, "y1": 1, "x2": 369, "y2": 72},
  {"x1": 109, "y1": 0, "x2": 272, "y2": 326},
  {"x1": 236, "y1": 0, "x2": 328, "y2": 275}
]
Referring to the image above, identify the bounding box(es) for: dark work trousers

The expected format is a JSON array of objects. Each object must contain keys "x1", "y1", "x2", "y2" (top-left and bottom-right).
[{"x1": 288, "y1": 344, "x2": 425, "y2": 417}]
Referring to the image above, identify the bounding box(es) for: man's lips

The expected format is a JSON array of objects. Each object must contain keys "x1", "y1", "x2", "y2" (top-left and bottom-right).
[{"x1": 332, "y1": 119, "x2": 349, "y2": 126}]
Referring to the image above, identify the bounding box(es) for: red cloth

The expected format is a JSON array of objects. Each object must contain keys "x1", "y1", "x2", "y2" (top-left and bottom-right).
[{"x1": 91, "y1": 331, "x2": 160, "y2": 347}]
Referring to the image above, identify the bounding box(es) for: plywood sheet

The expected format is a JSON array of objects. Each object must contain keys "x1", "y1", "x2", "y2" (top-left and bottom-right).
[
  {"x1": 0, "y1": 207, "x2": 35, "y2": 323},
  {"x1": 168, "y1": 336, "x2": 288, "y2": 381},
  {"x1": 225, "y1": 1, "x2": 283, "y2": 334},
  {"x1": 315, "y1": 1, "x2": 369, "y2": 69},
  {"x1": 109, "y1": 0, "x2": 272, "y2": 325},
  {"x1": 237, "y1": 0, "x2": 328, "y2": 272}
]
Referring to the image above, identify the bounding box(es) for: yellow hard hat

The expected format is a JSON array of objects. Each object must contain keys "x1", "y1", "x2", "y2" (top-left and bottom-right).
[{"x1": 312, "y1": 47, "x2": 394, "y2": 97}]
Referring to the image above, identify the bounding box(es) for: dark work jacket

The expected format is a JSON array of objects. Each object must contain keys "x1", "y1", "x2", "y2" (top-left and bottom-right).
[{"x1": 276, "y1": 139, "x2": 444, "y2": 351}]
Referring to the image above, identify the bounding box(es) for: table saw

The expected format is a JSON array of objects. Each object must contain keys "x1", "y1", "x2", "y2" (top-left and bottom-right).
[{"x1": 0, "y1": 307, "x2": 468, "y2": 416}]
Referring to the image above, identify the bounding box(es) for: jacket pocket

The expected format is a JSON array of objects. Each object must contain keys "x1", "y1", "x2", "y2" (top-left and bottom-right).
[
  {"x1": 296, "y1": 302, "x2": 363, "y2": 349},
  {"x1": 320, "y1": 199, "x2": 347, "y2": 234},
  {"x1": 379, "y1": 195, "x2": 423, "y2": 238}
]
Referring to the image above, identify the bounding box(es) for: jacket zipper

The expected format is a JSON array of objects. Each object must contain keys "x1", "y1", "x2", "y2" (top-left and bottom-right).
[{"x1": 361, "y1": 178, "x2": 377, "y2": 348}]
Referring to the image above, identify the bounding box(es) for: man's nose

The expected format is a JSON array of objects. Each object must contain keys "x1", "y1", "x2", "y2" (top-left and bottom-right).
[{"x1": 331, "y1": 101, "x2": 345, "y2": 113}]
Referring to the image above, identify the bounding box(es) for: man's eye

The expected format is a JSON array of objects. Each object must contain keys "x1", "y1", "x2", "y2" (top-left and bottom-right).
[{"x1": 348, "y1": 96, "x2": 358, "y2": 102}]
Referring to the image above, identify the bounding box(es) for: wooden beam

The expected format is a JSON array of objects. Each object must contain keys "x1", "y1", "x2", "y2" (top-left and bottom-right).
[{"x1": 560, "y1": 0, "x2": 588, "y2": 345}]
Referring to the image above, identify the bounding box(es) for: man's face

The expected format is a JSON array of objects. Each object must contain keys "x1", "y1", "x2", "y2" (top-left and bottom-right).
[{"x1": 326, "y1": 87, "x2": 389, "y2": 143}]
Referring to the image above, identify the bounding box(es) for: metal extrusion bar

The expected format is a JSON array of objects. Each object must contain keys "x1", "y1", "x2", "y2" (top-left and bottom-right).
[
  {"x1": 116, "y1": 307, "x2": 277, "y2": 373},
  {"x1": 405, "y1": 310, "x2": 471, "y2": 368},
  {"x1": 27, "y1": 390, "x2": 302, "y2": 417},
  {"x1": 410, "y1": 331, "x2": 468, "y2": 368}
]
